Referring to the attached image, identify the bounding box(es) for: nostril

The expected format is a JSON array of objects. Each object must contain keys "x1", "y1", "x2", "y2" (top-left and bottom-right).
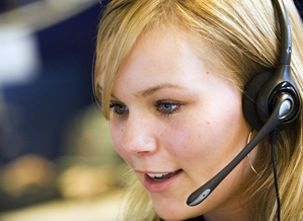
[
  {"x1": 125, "y1": 136, "x2": 157, "y2": 156},
  {"x1": 136, "y1": 150, "x2": 153, "y2": 157}
]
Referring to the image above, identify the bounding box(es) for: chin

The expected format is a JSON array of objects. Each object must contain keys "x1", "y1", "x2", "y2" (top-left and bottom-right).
[
  {"x1": 153, "y1": 201, "x2": 201, "y2": 221},
  {"x1": 157, "y1": 213, "x2": 198, "y2": 221},
  {"x1": 157, "y1": 213, "x2": 187, "y2": 221}
]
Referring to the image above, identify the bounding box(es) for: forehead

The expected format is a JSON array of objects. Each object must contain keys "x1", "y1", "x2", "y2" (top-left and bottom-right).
[
  {"x1": 113, "y1": 28, "x2": 199, "y2": 87},
  {"x1": 98, "y1": 19, "x2": 240, "y2": 96},
  {"x1": 113, "y1": 27, "x2": 217, "y2": 85},
  {"x1": 109, "y1": 27, "x2": 236, "y2": 99},
  {"x1": 123, "y1": 26, "x2": 210, "y2": 66},
  {"x1": 125, "y1": 30, "x2": 191, "y2": 69}
]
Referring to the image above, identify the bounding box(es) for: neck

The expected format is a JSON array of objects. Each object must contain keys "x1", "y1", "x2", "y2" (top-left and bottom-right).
[{"x1": 203, "y1": 197, "x2": 251, "y2": 221}]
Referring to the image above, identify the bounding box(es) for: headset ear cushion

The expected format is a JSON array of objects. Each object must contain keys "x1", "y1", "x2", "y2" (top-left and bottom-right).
[{"x1": 242, "y1": 70, "x2": 273, "y2": 130}]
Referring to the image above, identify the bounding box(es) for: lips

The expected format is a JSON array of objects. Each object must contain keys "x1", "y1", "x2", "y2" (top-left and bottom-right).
[
  {"x1": 143, "y1": 169, "x2": 183, "y2": 192},
  {"x1": 146, "y1": 169, "x2": 182, "y2": 181}
]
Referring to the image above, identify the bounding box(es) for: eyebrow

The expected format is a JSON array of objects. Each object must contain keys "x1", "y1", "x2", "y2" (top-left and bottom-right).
[
  {"x1": 99, "y1": 83, "x2": 186, "y2": 99},
  {"x1": 135, "y1": 83, "x2": 186, "y2": 97}
]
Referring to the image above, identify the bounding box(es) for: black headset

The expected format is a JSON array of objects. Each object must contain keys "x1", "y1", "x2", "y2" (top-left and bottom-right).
[
  {"x1": 243, "y1": 0, "x2": 300, "y2": 130},
  {"x1": 187, "y1": 0, "x2": 301, "y2": 208}
]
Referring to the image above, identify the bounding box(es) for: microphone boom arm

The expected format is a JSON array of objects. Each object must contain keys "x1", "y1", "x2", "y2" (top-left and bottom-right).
[{"x1": 186, "y1": 95, "x2": 292, "y2": 206}]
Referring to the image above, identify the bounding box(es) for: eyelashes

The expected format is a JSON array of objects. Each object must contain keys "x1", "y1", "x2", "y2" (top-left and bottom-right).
[
  {"x1": 109, "y1": 102, "x2": 129, "y2": 115},
  {"x1": 155, "y1": 101, "x2": 181, "y2": 115},
  {"x1": 109, "y1": 100, "x2": 182, "y2": 117}
]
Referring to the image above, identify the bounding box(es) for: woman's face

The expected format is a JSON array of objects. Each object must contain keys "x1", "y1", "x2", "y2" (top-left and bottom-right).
[{"x1": 107, "y1": 28, "x2": 251, "y2": 220}]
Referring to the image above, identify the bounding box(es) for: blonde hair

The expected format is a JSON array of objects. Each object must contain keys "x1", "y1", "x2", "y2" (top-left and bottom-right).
[{"x1": 94, "y1": 0, "x2": 303, "y2": 220}]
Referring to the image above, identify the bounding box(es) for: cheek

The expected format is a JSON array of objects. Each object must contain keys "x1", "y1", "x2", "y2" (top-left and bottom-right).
[
  {"x1": 163, "y1": 106, "x2": 247, "y2": 168},
  {"x1": 163, "y1": 120, "x2": 213, "y2": 159},
  {"x1": 109, "y1": 123, "x2": 130, "y2": 162}
]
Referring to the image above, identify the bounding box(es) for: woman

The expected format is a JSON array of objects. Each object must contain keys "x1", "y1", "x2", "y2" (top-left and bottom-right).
[{"x1": 94, "y1": 0, "x2": 303, "y2": 220}]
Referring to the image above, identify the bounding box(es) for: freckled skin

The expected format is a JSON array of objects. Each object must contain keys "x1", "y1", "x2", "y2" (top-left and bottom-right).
[{"x1": 108, "y1": 28, "x2": 252, "y2": 221}]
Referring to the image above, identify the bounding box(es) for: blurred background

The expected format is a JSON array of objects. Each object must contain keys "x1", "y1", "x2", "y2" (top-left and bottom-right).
[
  {"x1": 0, "y1": 0, "x2": 127, "y2": 221},
  {"x1": 0, "y1": 1, "x2": 302, "y2": 221}
]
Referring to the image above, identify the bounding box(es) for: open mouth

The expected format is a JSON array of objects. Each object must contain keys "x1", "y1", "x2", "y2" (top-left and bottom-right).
[{"x1": 145, "y1": 169, "x2": 183, "y2": 182}]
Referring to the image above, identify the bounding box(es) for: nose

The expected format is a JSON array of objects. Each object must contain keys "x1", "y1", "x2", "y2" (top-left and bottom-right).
[{"x1": 121, "y1": 113, "x2": 158, "y2": 156}]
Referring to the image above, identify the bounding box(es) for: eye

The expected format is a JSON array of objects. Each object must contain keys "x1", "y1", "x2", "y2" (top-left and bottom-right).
[
  {"x1": 109, "y1": 102, "x2": 129, "y2": 116},
  {"x1": 155, "y1": 101, "x2": 181, "y2": 115}
]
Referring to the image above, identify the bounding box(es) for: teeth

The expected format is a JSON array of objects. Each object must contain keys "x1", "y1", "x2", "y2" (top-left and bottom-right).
[
  {"x1": 147, "y1": 172, "x2": 170, "y2": 179},
  {"x1": 146, "y1": 169, "x2": 182, "y2": 180}
]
